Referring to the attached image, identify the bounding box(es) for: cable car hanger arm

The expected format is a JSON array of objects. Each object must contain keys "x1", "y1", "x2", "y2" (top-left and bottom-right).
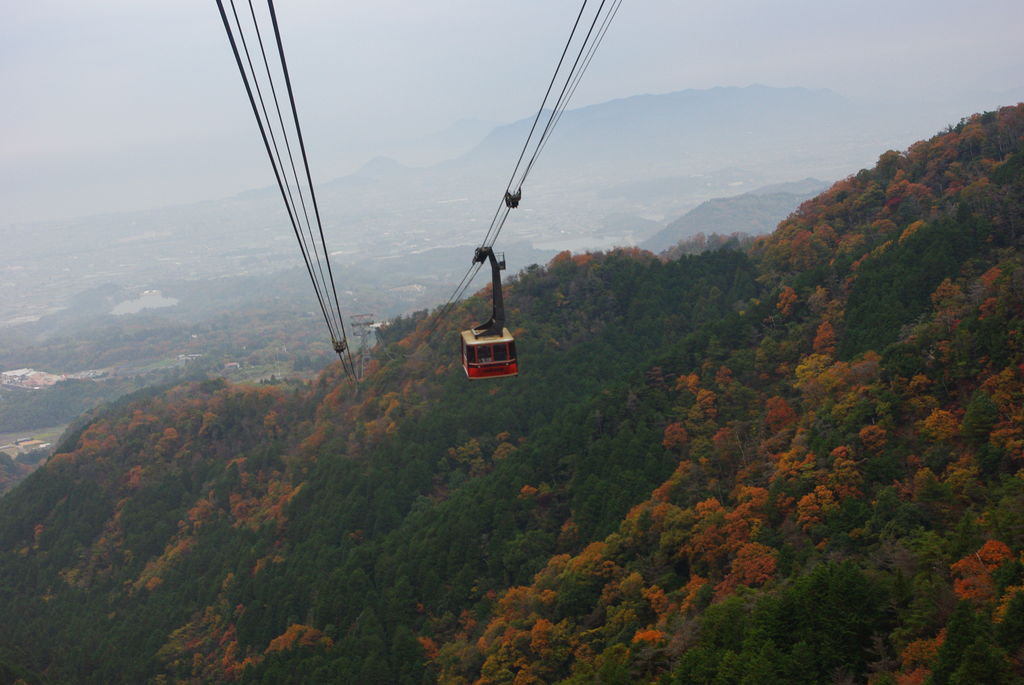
[{"x1": 470, "y1": 247, "x2": 507, "y2": 338}]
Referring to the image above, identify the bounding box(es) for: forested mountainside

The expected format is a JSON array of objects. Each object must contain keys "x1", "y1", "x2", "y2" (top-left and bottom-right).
[{"x1": 1, "y1": 104, "x2": 1023, "y2": 685}]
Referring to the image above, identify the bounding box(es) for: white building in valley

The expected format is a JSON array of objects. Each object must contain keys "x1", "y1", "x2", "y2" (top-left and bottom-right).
[
  {"x1": 1, "y1": 368, "x2": 64, "y2": 388},
  {"x1": 1, "y1": 368, "x2": 34, "y2": 385}
]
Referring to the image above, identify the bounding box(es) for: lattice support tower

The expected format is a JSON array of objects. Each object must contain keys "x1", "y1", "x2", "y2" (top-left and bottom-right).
[{"x1": 350, "y1": 314, "x2": 377, "y2": 381}]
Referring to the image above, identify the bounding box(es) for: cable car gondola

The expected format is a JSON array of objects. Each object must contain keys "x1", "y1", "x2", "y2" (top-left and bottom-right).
[{"x1": 461, "y1": 247, "x2": 518, "y2": 379}]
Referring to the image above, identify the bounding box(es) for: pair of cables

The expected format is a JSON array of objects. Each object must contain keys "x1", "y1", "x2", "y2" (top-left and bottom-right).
[
  {"x1": 215, "y1": 0, "x2": 357, "y2": 380},
  {"x1": 423, "y1": 0, "x2": 624, "y2": 342}
]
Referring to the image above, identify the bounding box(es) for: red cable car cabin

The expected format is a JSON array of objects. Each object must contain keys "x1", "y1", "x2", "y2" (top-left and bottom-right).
[
  {"x1": 460, "y1": 246, "x2": 519, "y2": 380},
  {"x1": 461, "y1": 329, "x2": 518, "y2": 379}
]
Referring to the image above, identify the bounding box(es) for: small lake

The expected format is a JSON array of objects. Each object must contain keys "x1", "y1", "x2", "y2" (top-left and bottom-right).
[{"x1": 111, "y1": 293, "x2": 179, "y2": 315}]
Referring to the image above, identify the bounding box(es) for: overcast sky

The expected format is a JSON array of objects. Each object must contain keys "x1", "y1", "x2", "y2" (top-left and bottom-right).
[{"x1": 2, "y1": 0, "x2": 1022, "y2": 225}]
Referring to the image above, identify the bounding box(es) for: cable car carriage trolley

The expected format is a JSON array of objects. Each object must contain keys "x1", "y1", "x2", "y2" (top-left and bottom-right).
[{"x1": 461, "y1": 247, "x2": 518, "y2": 379}]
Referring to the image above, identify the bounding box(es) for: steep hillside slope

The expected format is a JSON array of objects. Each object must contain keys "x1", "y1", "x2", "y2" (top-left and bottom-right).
[
  {"x1": 0, "y1": 246, "x2": 760, "y2": 683},
  {"x1": 642, "y1": 180, "x2": 828, "y2": 254},
  {"x1": 430, "y1": 104, "x2": 1024, "y2": 684},
  {"x1": 0, "y1": 104, "x2": 1022, "y2": 685}
]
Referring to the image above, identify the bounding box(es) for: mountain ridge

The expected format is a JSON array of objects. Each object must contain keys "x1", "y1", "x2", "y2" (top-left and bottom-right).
[{"x1": 642, "y1": 179, "x2": 830, "y2": 253}]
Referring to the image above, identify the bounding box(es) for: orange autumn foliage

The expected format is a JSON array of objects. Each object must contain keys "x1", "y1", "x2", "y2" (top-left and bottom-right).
[
  {"x1": 930, "y1": 278, "x2": 963, "y2": 307},
  {"x1": 662, "y1": 422, "x2": 690, "y2": 451},
  {"x1": 812, "y1": 321, "x2": 837, "y2": 356},
  {"x1": 921, "y1": 408, "x2": 959, "y2": 441},
  {"x1": 732, "y1": 542, "x2": 777, "y2": 584},
  {"x1": 679, "y1": 575, "x2": 708, "y2": 614},
  {"x1": 764, "y1": 396, "x2": 798, "y2": 433},
  {"x1": 950, "y1": 539, "x2": 1014, "y2": 601},
  {"x1": 650, "y1": 479, "x2": 675, "y2": 504},
  {"x1": 900, "y1": 631, "x2": 943, "y2": 669},
  {"x1": 642, "y1": 585, "x2": 670, "y2": 620},
  {"x1": 796, "y1": 486, "x2": 837, "y2": 531},
  {"x1": 776, "y1": 286, "x2": 798, "y2": 316},
  {"x1": 549, "y1": 250, "x2": 573, "y2": 266},
  {"x1": 714, "y1": 365, "x2": 734, "y2": 387},
  {"x1": 826, "y1": 446, "x2": 863, "y2": 500},
  {"x1": 632, "y1": 629, "x2": 666, "y2": 644},
  {"x1": 896, "y1": 630, "x2": 944, "y2": 685},
  {"x1": 265, "y1": 624, "x2": 331, "y2": 654},
  {"x1": 675, "y1": 373, "x2": 701, "y2": 393},
  {"x1": 572, "y1": 252, "x2": 594, "y2": 266},
  {"x1": 859, "y1": 424, "x2": 888, "y2": 453},
  {"x1": 519, "y1": 484, "x2": 539, "y2": 499},
  {"x1": 715, "y1": 542, "x2": 778, "y2": 597},
  {"x1": 530, "y1": 618, "x2": 553, "y2": 652},
  {"x1": 681, "y1": 498, "x2": 728, "y2": 566},
  {"x1": 694, "y1": 389, "x2": 718, "y2": 419}
]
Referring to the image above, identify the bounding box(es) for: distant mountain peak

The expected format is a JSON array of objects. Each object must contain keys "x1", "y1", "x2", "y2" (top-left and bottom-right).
[{"x1": 353, "y1": 156, "x2": 408, "y2": 178}]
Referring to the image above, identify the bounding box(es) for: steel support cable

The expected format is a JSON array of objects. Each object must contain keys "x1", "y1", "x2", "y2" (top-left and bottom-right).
[
  {"x1": 226, "y1": 2, "x2": 354, "y2": 383},
  {"x1": 423, "y1": 0, "x2": 591, "y2": 339},
  {"x1": 487, "y1": 0, "x2": 620, "y2": 254},
  {"x1": 266, "y1": 0, "x2": 357, "y2": 376},
  {"x1": 218, "y1": 0, "x2": 355, "y2": 378},
  {"x1": 441, "y1": 207, "x2": 511, "y2": 327},
  {"x1": 227, "y1": 0, "x2": 339, "y2": 347},
  {"x1": 422, "y1": 0, "x2": 621, "y2": 344},
  {"x1": 216, "y1": 0, "x2": 339, "y2": 351},
  {"x1": 478, "y1": 0, "x2": 591, "y2": 250},
  {"x1": 419, "y1": 259, "x2": 485, "y2": 343},
  {"x1": 528, "y1": 0, "x2": 623, "y2": 178},
  {"x1": 243, "y1": 0, "x2": 344, "y2": 342},
  {"x1": 420, "y1": 197, "x2": 510, "y2": 344},
  {"x1": 516, "y1": 0, "x2": 611, "y2": 195},
  {"x1": 484, "y1": 205, "x2": 514, "y2": 252},
  {"x1": 488, "y1": 0, "x2": 620, "y2": 250}
]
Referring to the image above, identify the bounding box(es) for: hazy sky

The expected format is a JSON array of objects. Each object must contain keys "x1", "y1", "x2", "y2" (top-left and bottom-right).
[{"x1": 2, "y1": 0, "x2": 1022, "y2": 225}]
